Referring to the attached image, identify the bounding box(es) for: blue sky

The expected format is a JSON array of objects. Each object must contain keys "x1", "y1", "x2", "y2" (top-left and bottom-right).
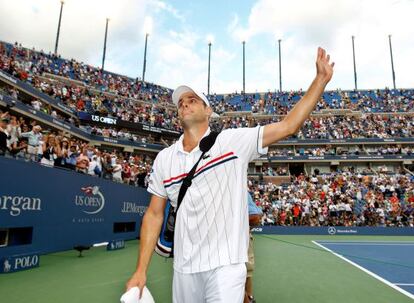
[{"x1": 1, "y1": 0, "x2": 413, "y2": 94}]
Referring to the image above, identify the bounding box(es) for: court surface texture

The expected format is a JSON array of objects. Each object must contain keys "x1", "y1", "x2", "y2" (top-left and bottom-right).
[{"x1": 1, "y1": 235, "x2": 413, "y2": 303}]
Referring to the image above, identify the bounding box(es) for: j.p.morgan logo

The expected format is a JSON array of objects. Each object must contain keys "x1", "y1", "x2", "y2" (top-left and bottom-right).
[
  {"x1": 0, "y1": 194, "x2": 41, "y2": 216},
  {"x1": 121, "y1": 202, "x2": 147, "y2": 216},
  {"x1": 75, "y1": 186, "x2": 105, "y2": 214}
]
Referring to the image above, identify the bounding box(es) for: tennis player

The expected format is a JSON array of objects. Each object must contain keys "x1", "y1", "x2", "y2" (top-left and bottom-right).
[{"x1": 126, "y1": 47, "x2": 334, "y2": 302}]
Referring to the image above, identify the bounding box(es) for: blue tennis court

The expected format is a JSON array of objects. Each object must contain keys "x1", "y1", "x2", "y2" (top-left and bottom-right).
[{"x1": 313, "y1": 240, "x2": 414, "y2": 300}]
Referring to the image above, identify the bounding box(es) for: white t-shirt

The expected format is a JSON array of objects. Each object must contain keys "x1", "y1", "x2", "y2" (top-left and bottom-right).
[
  {"x1": 112, "y1": 164, "x2": 122, "y2": 181},
  {"x1": 148, "y1": 126, "x2": 268, "y2": 273},
  {"x1": 88, "y1": 160, "x2": 98, "y2": 175}
]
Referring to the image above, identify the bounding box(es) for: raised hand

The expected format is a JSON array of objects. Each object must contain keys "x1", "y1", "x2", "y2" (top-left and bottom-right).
[{"x1": 316, "y1": 47, "x2": 334, "y2": 84}]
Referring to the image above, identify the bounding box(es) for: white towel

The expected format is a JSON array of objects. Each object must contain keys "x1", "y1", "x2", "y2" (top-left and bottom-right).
[{"x1": 120, "y1": 286, "x2": 155, "y2": 303}]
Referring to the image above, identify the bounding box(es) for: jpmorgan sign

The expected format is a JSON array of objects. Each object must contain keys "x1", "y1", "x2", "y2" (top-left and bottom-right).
[
  {"x1": 121, "y1": 202, "x2": 147, "y2": 216},
  {"x1": 1, "y1": 254, "x2": 40, "y2": 273},
  {"x1": 0, "y1": 194, "x2": 42, "y2": 217},
  {"x1": 91, "y1": 115, "x2": 117, "y2": 125},
  {"x1": 1, "y1": 156, "x2": 151, "y2": 257},
  {"x1": 75, "y1": 186, "x2": 105, "y2": 215}
]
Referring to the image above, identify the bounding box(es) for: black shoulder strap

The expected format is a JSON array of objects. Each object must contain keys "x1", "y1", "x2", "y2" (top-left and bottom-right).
[{"x1": 175, "y1": 131, "x2": 219, "y2": 212}]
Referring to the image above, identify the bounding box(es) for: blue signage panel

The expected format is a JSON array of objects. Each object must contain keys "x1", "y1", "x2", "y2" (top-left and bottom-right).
[
  {"x1": 0, "y1": 253, "x2": 40, "y2": 273},
  {"x1": 78, "y1": 112, "x2": 181, "y2": 137},
  {"x1": 0, "y1": 157, "x2": 151, "y2": 259},
  {"x1": 269, "y1": 155, "x2": 414, "y2": 161},
  {"x1": 279, "y1": 137, "x2": 414, "y2": 144},
  {"x1": 107, "y1": 240, "x2": 125, "y2": 251},
  {"x1": 251, "y1": 226, "x2": 414, "y2": 236}
]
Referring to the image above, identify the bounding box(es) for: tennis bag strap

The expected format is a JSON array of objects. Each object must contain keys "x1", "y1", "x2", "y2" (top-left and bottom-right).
[
  {"x1": 176, "y1": 131, "x2": 219, "y2": 213},
  {"x1": 167, "y1": 131, "x2": 219, "y2": 257}
]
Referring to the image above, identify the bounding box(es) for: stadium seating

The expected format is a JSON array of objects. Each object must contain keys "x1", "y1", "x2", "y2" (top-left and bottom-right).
[{"x1": 1, "y1": 40, "x2": 413, "y2": 227}]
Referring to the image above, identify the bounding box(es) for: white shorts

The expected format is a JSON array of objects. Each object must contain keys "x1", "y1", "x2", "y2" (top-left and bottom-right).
[
  {"x1": 27, "y1": 145, "x2": 38, "y2": 155},
  {"x1": 173, "y1": 263, "x2": 246, "y2": 303}
]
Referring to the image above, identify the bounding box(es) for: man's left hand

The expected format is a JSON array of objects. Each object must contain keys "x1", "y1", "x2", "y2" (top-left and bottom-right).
[{"x1": 316, "y1": 47, "x2": 334, "y2": 84}]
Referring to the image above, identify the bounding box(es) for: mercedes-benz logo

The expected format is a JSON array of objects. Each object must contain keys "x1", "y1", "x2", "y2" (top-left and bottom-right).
[{"x1": 328, "y1": 227, "x2": 337, "y2": 235}]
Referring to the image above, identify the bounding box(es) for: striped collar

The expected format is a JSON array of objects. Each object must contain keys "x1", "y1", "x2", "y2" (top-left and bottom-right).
[{"x1": 163, "y1": 151, "x2": 238, "y2": 188}]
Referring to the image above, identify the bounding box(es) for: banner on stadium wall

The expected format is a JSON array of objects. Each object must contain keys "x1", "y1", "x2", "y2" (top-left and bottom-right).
[
  {"x1": 269, "y1": 154, "x2": 414, "y2": 161},
  {"x1": 0, "y1": 157, "x2": 151, "y2": 259},
  {"x1": 279, "y1": 137, "x2": 414, "y2": 144},
  {"x1": 77, "y1": 112, "x2": 181, "y2": 137},
  {"x1": 107, "y1": 240, "x2": 125, "y2": 251},
  {"x1": 0, "y1": 253, "x2": 40, "y2": 273},
  {"x1": 0, "y1": 70, "x2": 75, "y2": 115},
  {"x1": 251, "y1": 226, "x2": 414, "y2": 236}
]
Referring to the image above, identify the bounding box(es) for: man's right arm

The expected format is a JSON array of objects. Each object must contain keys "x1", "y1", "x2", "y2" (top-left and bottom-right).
[
  {"x1": 20, "y1": 131, "x2": 30, "y2": 138},
  {"x1": 125, "y1": 194, "x2": 167, "y2": 296}
]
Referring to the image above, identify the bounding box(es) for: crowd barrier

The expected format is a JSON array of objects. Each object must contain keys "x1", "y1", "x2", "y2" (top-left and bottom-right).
[{"x1": 0, "y1": 156, "x2": 151, "y2": 272}]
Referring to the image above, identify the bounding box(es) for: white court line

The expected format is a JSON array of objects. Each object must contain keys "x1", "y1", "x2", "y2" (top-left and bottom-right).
[
  {"x1": 395, "y1": 284, "x2": 414, "y2": 286},
  {"x1": 316, "y1": 243, "x2": 414, "y2": 246},
  {"x1": 317, "y1": 241, "x2": 414, "y2": 244},
  {"x1": 312, "y1": 240, "x2": 414, "y2": 300}
]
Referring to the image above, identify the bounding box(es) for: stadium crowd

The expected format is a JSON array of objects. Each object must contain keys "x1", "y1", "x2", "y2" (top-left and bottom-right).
[
  {"x1": 217, "y1": 114, "x2": 414, "y2": 140},
  {"x1": 0, "y1": 42, "x2": 181, "y2": 131},
  {"x1": 267, "y1": 145, "x2": 414, "y2": 157},
  {"x1": 209, "y1": 88, "x2": 414, "y2": 114},
  {"x1": 0, "y1": 43, "x2": 414, "y2": 136},
  {"x1": 1, "y1": 41, "x2": 414, "y2": 228},
  {"x1": 249, "y1": 171, "x2": 414, "y2": 227},
  {"x1": 0, "y1": 110, "x2": 154, "y2": 187}
]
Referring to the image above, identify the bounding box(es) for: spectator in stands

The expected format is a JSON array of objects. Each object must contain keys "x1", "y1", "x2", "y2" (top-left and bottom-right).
[
  {"x1": 40, "y1": 134, "x2": 61, "y2": 167},
  {"x1": 76, "y1": 148, "x2": 89, "y2": 174},
  {"x1": 31, "y1": 99, "x2": 42, "y2": 111},
  {"x1": 0, "y1": 116, "x2": 9, "y2": 156},
  {"x1": 65, "y1": 145, "x2": 78, "y2": 170},
  {"x1": 6, "y1": 115, "x2": 21, "y2": 151},
  {"x1": 88, "y1": 155, "x2": 101, "y2": 177},
  {"x1": 10, "y1": 140, "x2": 27, "y2": 159},
  {"x1": 136, "y1": 165, "x2": 148, "y2": 188},
  {"x1": 94, "y1": 150, "x2": 103, "y2": 175},
  {"x1": 129, "y1": 164, "x2": 139, "y2": 186},
  {"x1": 122, "y1": 161, "x2": 132, "y2": 184},
  {"x1": 101, "y1": 154, "x2": 113, "y2": 180},
  {"x1": 112, "y1": 158, "x2": 123, "y2": 183},
  {"x1": 57, "y1": 137, "x2": 70, "y2": 167},
  {"x1": 20, "y1": 124, "x2": 42, "y2": 161}
]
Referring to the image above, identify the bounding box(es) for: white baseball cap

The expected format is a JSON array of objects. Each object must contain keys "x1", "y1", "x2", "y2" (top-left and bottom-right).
[{"x1": 172, "y1": 85, "x2": 210, "y2": 107}]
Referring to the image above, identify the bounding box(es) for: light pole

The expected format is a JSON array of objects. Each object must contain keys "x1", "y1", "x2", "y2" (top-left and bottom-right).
[
  {"x1": 142, "y1": 33, "x2": 149, "y2": 82},
  {"x1": 101, "y1": 18, "x2": 109, "y2": 71},
  {"x1": 207, "y1": 42, "x2": 212, "y2": 95},
  {"x1": 351, "y1": 35, "x2": 358, "y2": 90},
  {"x1": 242, "y1": 41, "x2": 246, "y2": 98},
  {"x1": 388, "y1": 35, "x2": 396, "y2": 90},
  {"x1": 278, "y1": 39, "x2": 282, "y2": 92},
  {"x1": 54, "y1": 0, "x2": 64, "y2": 55}
]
